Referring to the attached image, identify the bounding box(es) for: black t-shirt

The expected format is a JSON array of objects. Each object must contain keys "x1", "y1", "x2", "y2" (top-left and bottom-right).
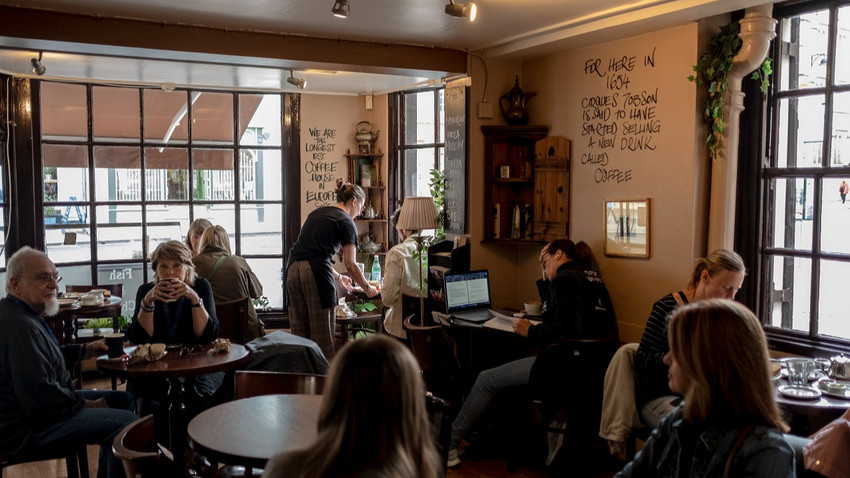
[{"x1": 287, "y1": 206, "x2": 358, "y2": 308}]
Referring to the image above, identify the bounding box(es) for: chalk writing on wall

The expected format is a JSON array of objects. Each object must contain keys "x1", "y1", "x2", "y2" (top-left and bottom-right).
[
  {"x1": 579, "y1": 47, "x2": 659, "y2": 185},
  {"x1": 304, "y1": 127, "x2": 338, "y2": 208},
  {"x1": 444, "y1": 85, "x2": 466, "y2": 234}
]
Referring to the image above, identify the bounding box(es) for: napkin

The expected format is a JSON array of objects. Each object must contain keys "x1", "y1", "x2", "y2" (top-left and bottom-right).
[
  {"x1": 127, "y1": 343, "x2": 167, "y2": 365},
  {"x1": 209, "y1": 338, "x2": 231, "y2": 354}
]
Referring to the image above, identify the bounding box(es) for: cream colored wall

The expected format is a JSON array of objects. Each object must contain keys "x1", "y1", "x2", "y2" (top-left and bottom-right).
[{"x1": 466, "y1": 23, "x2": 718, "y2": 343}]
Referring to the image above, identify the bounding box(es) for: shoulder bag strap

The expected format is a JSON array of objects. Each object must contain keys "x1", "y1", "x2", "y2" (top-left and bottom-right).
[
  {"x1": 208, "y1": 253, "x2": 229, "y2": 279},
  {"x1": 723, "y1": 424, "x2": 754, "y2": 478}
]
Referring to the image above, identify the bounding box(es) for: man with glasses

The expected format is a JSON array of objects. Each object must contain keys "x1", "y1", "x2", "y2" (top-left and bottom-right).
[{"x1": 0, "y1": 246, "x2": 137, "y2": 478}]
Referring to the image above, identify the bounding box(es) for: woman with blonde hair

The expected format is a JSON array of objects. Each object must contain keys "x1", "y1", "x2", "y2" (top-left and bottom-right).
[
  {"x1": 263, "y1": 335, "x2": 442, "y2": 478},
  {"x1": 194, "y1": 225, "x2": 265, "y2": 342},
  {"x1": 185, "y1": 218, "x2": 213, "y2": 257},
  {"x1": 634, "y1": 249, "x2": 746, "y2": 427},
  {"x1": 617, "y1": 299, "x2": 793, "y2": 477}
]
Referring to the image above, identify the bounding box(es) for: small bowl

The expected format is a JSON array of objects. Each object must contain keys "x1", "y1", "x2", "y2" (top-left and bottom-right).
[{"x1": 827, "y1": 381, "x2": 848, "y2": 394}]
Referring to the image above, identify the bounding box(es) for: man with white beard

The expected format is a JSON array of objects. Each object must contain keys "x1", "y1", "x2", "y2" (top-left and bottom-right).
[{"x1": 0, "y1": 246, "x2": 137, "y2": 478}]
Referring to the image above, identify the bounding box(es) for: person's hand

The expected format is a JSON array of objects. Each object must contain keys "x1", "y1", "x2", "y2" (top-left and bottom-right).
[
  {"x1": 513, "y1": 318, "x2": 533, "y2": 337},
  {"x1": 539, "y1": 248, "x2": 549, "y2": 280},
  {"x1": 85, "y1": 340, "x2": 108, "y2": 357},
  {"x1": 84, "y1": 397, "x2": 108, "y2": 409},
  {"x1": 365, "y1": 285, "x2": 379, "y2": 298},
  {"x1": 339, "y1": 275, "x2": 354, "y2": 291}
]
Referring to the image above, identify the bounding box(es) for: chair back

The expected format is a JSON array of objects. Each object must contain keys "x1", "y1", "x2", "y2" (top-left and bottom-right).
[
  {"x1": 401, "y1": 294, "x2": 422, "y2": 325},
  {"x1": 235, "y1": 371, "x2": 326, "y2": 399},
  {"x1": 66, "y1": 284, "x2": 123, "y2": 298},
  {"x1": 215, "y1": 296, "x2": 251, "y2": 344},
  {"x1": 112, "y1": 415, "x2": 162, "y2": 478},
  {"x1": 425, "y1": 393, "x2": 452, "y2": 474},
  {"x1": 403, "y1": 314, "x2": 462, "y2": 400}
]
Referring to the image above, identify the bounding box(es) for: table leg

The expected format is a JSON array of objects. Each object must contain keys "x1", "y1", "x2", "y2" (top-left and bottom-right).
[
  {"x1": 64, "y1": 313, "x2": 78, "y2": 344},
  {"x1": 338, "y1": 321, "x2": 350, "y2": 346},
  {"x1": 166, "y1": 378, "x2": 187, "y2": 459}
]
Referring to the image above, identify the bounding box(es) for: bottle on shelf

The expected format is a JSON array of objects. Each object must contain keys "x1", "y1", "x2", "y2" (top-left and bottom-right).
[{"x1": 371, "y1": 255, "x2": 382, "y2": 282}]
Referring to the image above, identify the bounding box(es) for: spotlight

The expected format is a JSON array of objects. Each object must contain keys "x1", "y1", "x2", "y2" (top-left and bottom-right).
[
  {"x1": 445, "y1": 0, "x2": 477, "y2": 22},
  {"x1": 31, "y1": 52, "x2": 46, "y2": 76},
  {"x1": 332, "y1": 0, "x2": 349, "y2": 18},
  {"x1": 287, "y1": 71, "x2": 307, "y2": 89}
]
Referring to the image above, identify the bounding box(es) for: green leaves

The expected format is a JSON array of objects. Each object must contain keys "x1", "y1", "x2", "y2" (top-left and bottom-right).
[
  {"x1": 428, "y1": 168, "x2": 446, "y2": 243},
  {"x1": 688, "y1": 21, "x2": 772, "y2": 162}
]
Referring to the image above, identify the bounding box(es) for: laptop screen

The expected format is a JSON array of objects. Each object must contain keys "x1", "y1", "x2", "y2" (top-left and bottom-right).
[{"x1": 444, "y1": 270, "x2": 491, "y2": 313}]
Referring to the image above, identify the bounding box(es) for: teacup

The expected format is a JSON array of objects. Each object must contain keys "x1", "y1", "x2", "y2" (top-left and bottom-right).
[
  {"x1": 80, "y1": 293, "x2": 100, "y2": 306},
  {"x1": 524, "y1": 301, "x2": 542, "y2": 316},
  {"x1": 90, "y1": 288, "x2": 109, "y2": 299}
]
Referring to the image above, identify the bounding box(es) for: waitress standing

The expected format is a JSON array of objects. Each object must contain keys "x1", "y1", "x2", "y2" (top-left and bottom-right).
[{"x1": 287, "y1": 178, "x2": 378, "y2": 359}]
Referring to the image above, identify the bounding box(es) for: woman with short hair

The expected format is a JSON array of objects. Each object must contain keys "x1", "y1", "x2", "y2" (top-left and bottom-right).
[
  {"x1": 263, "y1": 335, "x2": 442, "y2": 478},
  {"x1": 617, "y1": 299, "x2": 793, "y2": 477}
]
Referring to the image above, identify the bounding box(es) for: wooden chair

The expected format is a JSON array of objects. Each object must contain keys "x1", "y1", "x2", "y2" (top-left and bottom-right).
[
  {"x1": 112, "y1": 415, "x2": 162, "y2": 478},
  {"x1": 425, "y1": 393, "x2": 452, "y2": 474},
  {"x1": 0, "y1": 446, "x2": 88, "y2": 478},
  {"x1": 214, "y1": 297, "x2": 251, "y2": 345},
  {"x1": 403, "y1": 314, "x2": 464, "y2": 404},
  {"x1": 234, "y1": 371, "x2": 326, "y2": 399}
]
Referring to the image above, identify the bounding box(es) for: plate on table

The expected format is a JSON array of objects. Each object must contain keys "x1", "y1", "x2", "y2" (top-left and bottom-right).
[
  {"x1": 62, "y1": 292, "x2": 83, "y2": 299},
  {"x1": 778, "y1": 385, "x2": 822, "y2": 400},
  {"x1": 57, "y1": 297, "x2": 78, "y2": 306},
  {"x1": 816, "y1": 378, "x2": 850, "y2": 399}
]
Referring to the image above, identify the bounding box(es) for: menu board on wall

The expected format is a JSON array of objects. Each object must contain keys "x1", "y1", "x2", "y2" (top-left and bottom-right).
[{"x1": 444, "y1": 84, "x2": 467, "y2": 235}]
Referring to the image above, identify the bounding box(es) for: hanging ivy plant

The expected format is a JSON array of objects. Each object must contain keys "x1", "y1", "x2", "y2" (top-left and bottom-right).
[{"x1": 688, "y1": 21, "x2": 773, "y2": 162}]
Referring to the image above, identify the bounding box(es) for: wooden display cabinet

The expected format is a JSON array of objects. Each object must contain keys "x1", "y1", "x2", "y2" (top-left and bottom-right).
[
  {"x1": 345, "y1": 149, "x2": 388, "y2": 258},
  {"x1": 482, "y1": 126, "x2": 570, "y2": 244}
]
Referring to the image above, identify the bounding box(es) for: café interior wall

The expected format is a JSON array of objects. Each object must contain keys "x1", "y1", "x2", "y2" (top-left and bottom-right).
[{"x1": 470, "y1": 23, "x2": 713, "y2": 343}]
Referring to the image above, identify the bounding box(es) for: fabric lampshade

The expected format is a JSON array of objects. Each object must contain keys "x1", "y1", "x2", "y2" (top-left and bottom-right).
[{"x1": 396, "y1": 197, "x2": 439, "y2": 232}]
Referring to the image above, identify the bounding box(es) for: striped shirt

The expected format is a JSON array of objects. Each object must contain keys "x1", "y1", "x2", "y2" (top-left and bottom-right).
[{"x1": 634, "y1": 293, "x2": 683, "y2": 409}]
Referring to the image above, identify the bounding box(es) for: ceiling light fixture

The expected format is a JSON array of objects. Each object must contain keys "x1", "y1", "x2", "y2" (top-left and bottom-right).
[
  {"x1": 31, "y1": 52, "x2": 46, "y2": 76},
  {"x1": 287, "y1": 70, "x2": 307, "y2": 89},
  {"x1": 331, "y1": 0, "x2": 349, "y2": 18},
  {"x1": 445, "y1": 0, "x2": 477, "y2": 22}
]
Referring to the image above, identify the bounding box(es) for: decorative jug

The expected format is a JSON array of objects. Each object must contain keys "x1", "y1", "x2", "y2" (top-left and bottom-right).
[
  {"x1": 354, "y1": 121, "x2": 379, "y2": 153},
  {"x1": 829, "y1": 354, "x2": 850, "y2": 379},
  {"x1": 499, "y1": 76, "x2": 536, "y2": 125}
]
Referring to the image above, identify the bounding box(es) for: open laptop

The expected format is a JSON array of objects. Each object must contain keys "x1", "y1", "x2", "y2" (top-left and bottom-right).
[{"x1": 444, "y1": 270, "x2": 493, "y2": 323}]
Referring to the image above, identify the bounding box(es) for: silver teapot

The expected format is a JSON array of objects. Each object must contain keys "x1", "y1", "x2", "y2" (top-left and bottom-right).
[{"x1": 828, "y1": 354, "x2": 850, "y2": 379}]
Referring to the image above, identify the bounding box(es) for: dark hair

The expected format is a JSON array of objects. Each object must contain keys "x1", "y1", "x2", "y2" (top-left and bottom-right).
[
  {"x1": 575, "y1": 241, "x2": 599, "y2": 270},
  {"x1": 544, "y1": 239, "x2": 577, "y2": 261},
  {"x1": 335, "y1": 178, "x2": 365, "y2": 206}
]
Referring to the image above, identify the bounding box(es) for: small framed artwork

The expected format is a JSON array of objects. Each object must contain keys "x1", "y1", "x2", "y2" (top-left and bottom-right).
[{"x1": 604, "y1": 199, "x2": 650, "y2": 258}]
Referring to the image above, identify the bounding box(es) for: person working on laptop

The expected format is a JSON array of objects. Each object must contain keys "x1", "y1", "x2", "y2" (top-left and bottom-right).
[{"x1": 447, "y1": 239, "x2": 616, "y2": 468}]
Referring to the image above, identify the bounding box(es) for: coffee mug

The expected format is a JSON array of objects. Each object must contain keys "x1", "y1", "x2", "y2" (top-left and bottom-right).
[
  {"x1": 524, "y1": 301, "x2": 542, "y2": 316},
  {"x1": 105, "y1": 332, "x2": 124, "y2": 359}
]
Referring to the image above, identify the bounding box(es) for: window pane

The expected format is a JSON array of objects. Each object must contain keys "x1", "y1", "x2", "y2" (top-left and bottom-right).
[
  {"x1": 41, "y1": 83, "x2": 87, "y2": 140},
  {"x1": 193, "y1": 205, "x2": 234, "y2": 237},
  {"x1": 819, "y1": 259, "x2": 850, "y2": 339},
  {"x1": 832, "y1": 91, "x2": 850, "y2": 166},
  {"x1": 241, "y1": 204, "x2": 282, "y2": 255},
  {"x1": 766, "y1": 255, "x2": 811, "y2": 333},
  {"x1": 404, "y1": 91, "x2": 435, "y2": 145},
  {"x1": 776, "y1": 95, "x2": 825, "y2": 168},
  {"x1": 96, "y1": 205, "x2": 142, "y2": 261},
  {"x1": 192, "y1": 92, "x2": 233, "y2": 145},
  {"x1": 769, "y1": 177, "x2": 813, "y2": 251},
  {"x1": 239, "y1": 94, "x2": 281, "y2": 147},
  {"x1": 93, "y1": 86, "x2": 139, "y2": 142},
  {"x1": 403, "y1": 148, "x2": 435, "y2": 197},
  {"x1": 143, "y1": 89, "x2": 189, "y2": 146},
  {"x1": 194, "y1": 149, "x2": 234, "y2": 200},
  {"x1": 147, "y1": 204, "x2": 189, "y2": 254},
  {"x1": 779, "y1": 9, "x2": 830, "y2": 91},
  {"x1": 242, "y1": 149, "x2": 281, "y2": 201},
  {"x1": 822, "y1": 177, "x2": 850, "y2": 254},
  {"x1": 437, "y1": 88, "x2": 445, "y2": 143},
  {"x1": 836, "y1": 6, "x2": 850, "y2": 86},
  {"x1": 94, "y1": 263, "x2": 142, "y2": 317},
  {"x1": 94, "y1": 146, "x2": 141, "y2": 201},
  {"x1": 43, "y1": 145, "x2": 89, "y2": 202},
  {"x1": 246, "y1": 258, "x2": 283, "y2": 309},
  {"x1": 45, "y1": 213, "x2": 91, "y2": 263},
  {"x1": 145, "y1": 148, "x2": 188, "y2": 200}
]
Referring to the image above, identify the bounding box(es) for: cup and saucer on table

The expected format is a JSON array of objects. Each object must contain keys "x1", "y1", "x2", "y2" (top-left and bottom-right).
[{"x1": 777, "y1": 358, "x2": 825, "y2": 400}]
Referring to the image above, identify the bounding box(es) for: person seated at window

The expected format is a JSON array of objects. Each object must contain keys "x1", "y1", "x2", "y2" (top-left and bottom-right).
[
  {"x1": 616, "y1": 299, "x2": 794, "y2": 477},
  {"x1": 0, "y1": 246, "x2": 138, "y2": 478},
  {"x1": 634, "y1": 249, "x2": 746, "y2": 428},
  {"x1": 193, "y1": 225, "x2": 265, "y2": 342},
  {"x1": 447, "y1": 239, "x2": 616, "y2": 467},
  {"x1": 185, "y1": 218, "x2": 213, "y2": 257},
  {"x1": 380, "y1": 206, "x2": 426, "y2": 340},
  {"x1": 262, "y1": 335, "x2": 442, "y2": 478},
  {"x1": 126, "y1": 240, "x2": 219, "y2": 415}
]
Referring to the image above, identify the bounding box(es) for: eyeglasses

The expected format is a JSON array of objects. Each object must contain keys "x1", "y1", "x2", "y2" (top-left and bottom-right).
[
  {"x1": 180, "y1": 345, "x2": 202, "y2": 357},
  {"x1": 28, "y1": 273, "x2": 62, "y2": 284}
]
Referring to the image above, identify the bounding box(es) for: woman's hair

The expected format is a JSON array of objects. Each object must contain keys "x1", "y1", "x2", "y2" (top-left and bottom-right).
[
  {"x1": 185, "y1": 218, "x2": 213, "y2": 250},
  {"x1": 544, "y1": 239, "x2": 578, "y2": 261},
  {"x1": 390, "y1": 206, "x2": 420, "y2": 235},
  {"x1": 198, "y1": 225, "x2": 232, "y2": 255},
  {"x1": 688, "y1": 249, "x2": 746, "y2": 289},
  {"x1": 151, "y1": 240, "x2": 196, "y2": 285},
  {"x1": 669, "y1": 299, "x2": 788, "y2": 432},
  {"x1": 335, "y1": 178, "x2": 366, "y2": 207},
  {"x1": 286, "y1": 335, "x2": 441, "y2": 478}
]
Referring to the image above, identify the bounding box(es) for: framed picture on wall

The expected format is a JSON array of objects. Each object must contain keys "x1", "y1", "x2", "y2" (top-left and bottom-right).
[{"x1": 603, "y1": 199, "x2": 650, "y2": 258}]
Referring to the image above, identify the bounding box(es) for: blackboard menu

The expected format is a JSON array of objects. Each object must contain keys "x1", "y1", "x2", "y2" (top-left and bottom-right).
[{"x1": 444, "y1": 84, "x2": 467, "y2": 235}]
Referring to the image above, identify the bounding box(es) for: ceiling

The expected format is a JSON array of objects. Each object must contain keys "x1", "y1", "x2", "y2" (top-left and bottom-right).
[{"x1": 0, "y1": 0, "x2": 770, "y2": 95}]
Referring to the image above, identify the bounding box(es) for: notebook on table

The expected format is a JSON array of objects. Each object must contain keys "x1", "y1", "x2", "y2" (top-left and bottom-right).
[{"x1": 444, "y1": 270, "x2": 493, "y2": 323}]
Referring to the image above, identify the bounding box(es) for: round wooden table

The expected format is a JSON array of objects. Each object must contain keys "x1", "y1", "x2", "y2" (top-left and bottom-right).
[
  {"x1": 187, "y1": 394, "x2": 322, "y2": 470},
  {"x1": 47, "y1": 296, "x2": 123, "y2": 344}
]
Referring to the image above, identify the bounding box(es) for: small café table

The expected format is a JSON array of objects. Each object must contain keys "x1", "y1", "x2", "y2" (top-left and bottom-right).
[
  {"x1": 97, "y1": 343, "x2": 249, "y2": 454},
  {"x1": 47, "y1": 296, "x2": 123, "y2": 344},
  {"x1": 336, "y1": 311, "x2": 383, "y2": 345},
  {"x1": 774, "y1": 374, "x2": 850, "y2": 434},
  {"x1": 188, "y1": 394, "x2": 322, "y2": 470}
]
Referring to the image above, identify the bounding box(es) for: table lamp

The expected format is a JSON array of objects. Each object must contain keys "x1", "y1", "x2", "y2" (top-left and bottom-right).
[{"x1": 396, "y1": 196, "x2": 439, "y2": 325}]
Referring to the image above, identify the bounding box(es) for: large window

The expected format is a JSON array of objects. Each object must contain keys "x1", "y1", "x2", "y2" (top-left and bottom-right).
[
  {"x1": 39, "y1": 82, "x2": 287, "y2": 313},
  {"x1": 763, "y1": 1, "x2": 850, "y2": 344},
  {"x1": 396, "y1": 88, "x2": 445, "y2": 198}
]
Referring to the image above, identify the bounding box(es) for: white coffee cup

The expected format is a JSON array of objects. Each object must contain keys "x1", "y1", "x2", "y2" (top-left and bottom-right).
[
  {"x1": 89, "y1": 289, "x2": 107, "y2": 301},
  {"x1": 524, "y1": 301, "x2": 542, "y2": 316},
  {"x1": 81, "y1": 293, "x2": 99, "y2": 306}
]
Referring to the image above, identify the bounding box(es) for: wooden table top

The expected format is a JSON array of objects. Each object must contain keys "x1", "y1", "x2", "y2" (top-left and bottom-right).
[
  {"x1": 775, "y1": 375, "x2": 850, "y2": 417},
  {"x1": 187, "y1": 394, "x2": 322, "y2": 469},
  {"x1": 96, "y1": 343, "x2": 248, "y2": 379}
]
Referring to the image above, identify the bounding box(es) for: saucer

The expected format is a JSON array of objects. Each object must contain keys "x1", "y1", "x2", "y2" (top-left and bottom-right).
[
  {"x1": 778, "y1": 385, "x2": 822, "y2": 400},
  {"x1": 57, "y1": 297, "x2": 78, "y2": 306}
]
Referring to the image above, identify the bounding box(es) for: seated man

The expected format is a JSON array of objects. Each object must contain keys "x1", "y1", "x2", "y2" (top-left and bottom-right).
[
  {"x1": 447, "y1": 239, "x2": 616, "y2": 467},
  {"x1": 0, "y1": 246, "x2": 138, "y2": 478}
]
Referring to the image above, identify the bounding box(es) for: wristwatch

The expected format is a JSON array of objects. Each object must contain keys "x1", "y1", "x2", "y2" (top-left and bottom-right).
[{"x1": 192, "y1": 298, "x2": 204, "y2": 308}]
